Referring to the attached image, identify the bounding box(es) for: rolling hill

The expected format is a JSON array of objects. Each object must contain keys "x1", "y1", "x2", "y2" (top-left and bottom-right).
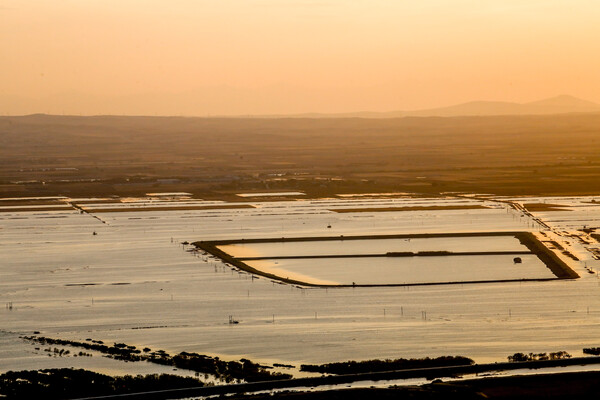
[{"x1": 286, "y1": 95, "x2": 600, "y2": 118}]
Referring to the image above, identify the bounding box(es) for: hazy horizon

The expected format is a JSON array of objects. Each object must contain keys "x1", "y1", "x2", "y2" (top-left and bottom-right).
[
  {"x1": 5, "y1": 2, "x2": 600, "y2": 396},
  {"x1": 3, "y1": 1, "x2": 600, "y2": 115}
]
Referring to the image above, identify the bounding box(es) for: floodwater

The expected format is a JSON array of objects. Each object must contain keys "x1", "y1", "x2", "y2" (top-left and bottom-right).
[
  {"x1": 219, "y1": 236, "x2": 528, "y2": 258},
  {"x1": 2, "y1": 195, "x2": 600, "y2": 378},
  {"x1": 245, "y1": 254, "x2": 554, "y2": 285}
]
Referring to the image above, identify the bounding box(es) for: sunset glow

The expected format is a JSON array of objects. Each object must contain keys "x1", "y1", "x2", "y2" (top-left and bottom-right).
[{"x1": 2, "y1": 0, "x2": 600, "y2": 115}]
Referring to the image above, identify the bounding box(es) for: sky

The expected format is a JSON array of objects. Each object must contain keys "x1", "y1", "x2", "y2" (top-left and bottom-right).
[{"x1": 2, "y1": 0, "x2": 600, "y2": 115}]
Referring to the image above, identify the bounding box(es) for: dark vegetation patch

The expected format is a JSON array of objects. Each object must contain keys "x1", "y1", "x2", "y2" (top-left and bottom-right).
[
  {"x1": 507, "y1": 351, "x2": 571, "y2": 362},
  {"x1": 460, "y1": 370, "x2": 600, "y2": 399},
  {"x1": 0, "y1": 368, "x2": 203, "y2": 400},
  {"x1": 23, "y1": 336, "x2": 291, "y2": 383},
  {"x1": 300, "y1": 356, "x2": 474, "y2": 374},
  {"x1": 3, "y1": 348, "x2": 598, "y2": 400},
  {"x1": 583, "y1": 347, "x2": 600, "y2": 355},
  {"x1": 192, "y1": 371, "x2": 600, "y2": 400}
]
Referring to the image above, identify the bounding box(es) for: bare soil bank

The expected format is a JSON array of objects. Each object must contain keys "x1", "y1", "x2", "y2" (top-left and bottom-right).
[
  {"x1": 85, "y1": 204, "x2": 255, "y2": 213},
  {"x1": 330, "y1": 205, "x2": 488, "y2": 213}
]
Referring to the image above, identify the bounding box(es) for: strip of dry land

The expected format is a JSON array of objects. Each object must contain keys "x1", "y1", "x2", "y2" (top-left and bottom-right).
[
  {"x1": 0, "y1": 206, "x2": 74, "y2": 212},
  {"x1": 329, "y1": 205, "x2": 488, "y2": 213},
  {"x1": 85, "y1": 204, "x2": 255, "y2": 213},
  {"x1": 236, "y1": 251, "x2": 533, "y2": 261}
]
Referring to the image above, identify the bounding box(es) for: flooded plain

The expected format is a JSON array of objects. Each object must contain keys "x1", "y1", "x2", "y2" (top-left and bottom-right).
[
  {"x1": 2, "y1": 195, "x2": 600, "y2": 377},
  {"x1": 219, "y1": 236, "x2": 529, "y2": 258},
  {"x1": 244, "y1": 254, "x2": 554, "y2": 286}
]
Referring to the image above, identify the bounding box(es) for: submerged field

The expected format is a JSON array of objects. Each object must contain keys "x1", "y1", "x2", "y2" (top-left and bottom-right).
[
  {"x1": 2, "y1": 194, "x2": 600, "y2": 379},
  {"x1": 243, "y1": 254, "x2": 554, "y2": 286},
  {"x1": 212, "y1": 233, "x2": 562, "y2": 286}
]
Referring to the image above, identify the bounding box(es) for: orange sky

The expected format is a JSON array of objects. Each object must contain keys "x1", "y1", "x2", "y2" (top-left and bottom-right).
[{"x1": 2, "y1": 0, "x2": 600, "y2": 115}]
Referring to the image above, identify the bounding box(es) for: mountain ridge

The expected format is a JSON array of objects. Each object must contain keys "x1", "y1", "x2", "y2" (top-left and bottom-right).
[
  {"x1": 4, "y1": 95, "x2": 600, "y2": 119},
  {"x1": 270, "y1": 95, "x2": 600, "y2": 119}
]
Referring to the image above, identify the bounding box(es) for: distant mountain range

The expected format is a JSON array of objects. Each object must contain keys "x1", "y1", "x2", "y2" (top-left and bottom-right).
[
  {"x1": 3, "y1": 93, "x2": 600, "y2": 119},
  {"x1": 279, "y1": 95, "x2": 600, "y2": 119}
]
